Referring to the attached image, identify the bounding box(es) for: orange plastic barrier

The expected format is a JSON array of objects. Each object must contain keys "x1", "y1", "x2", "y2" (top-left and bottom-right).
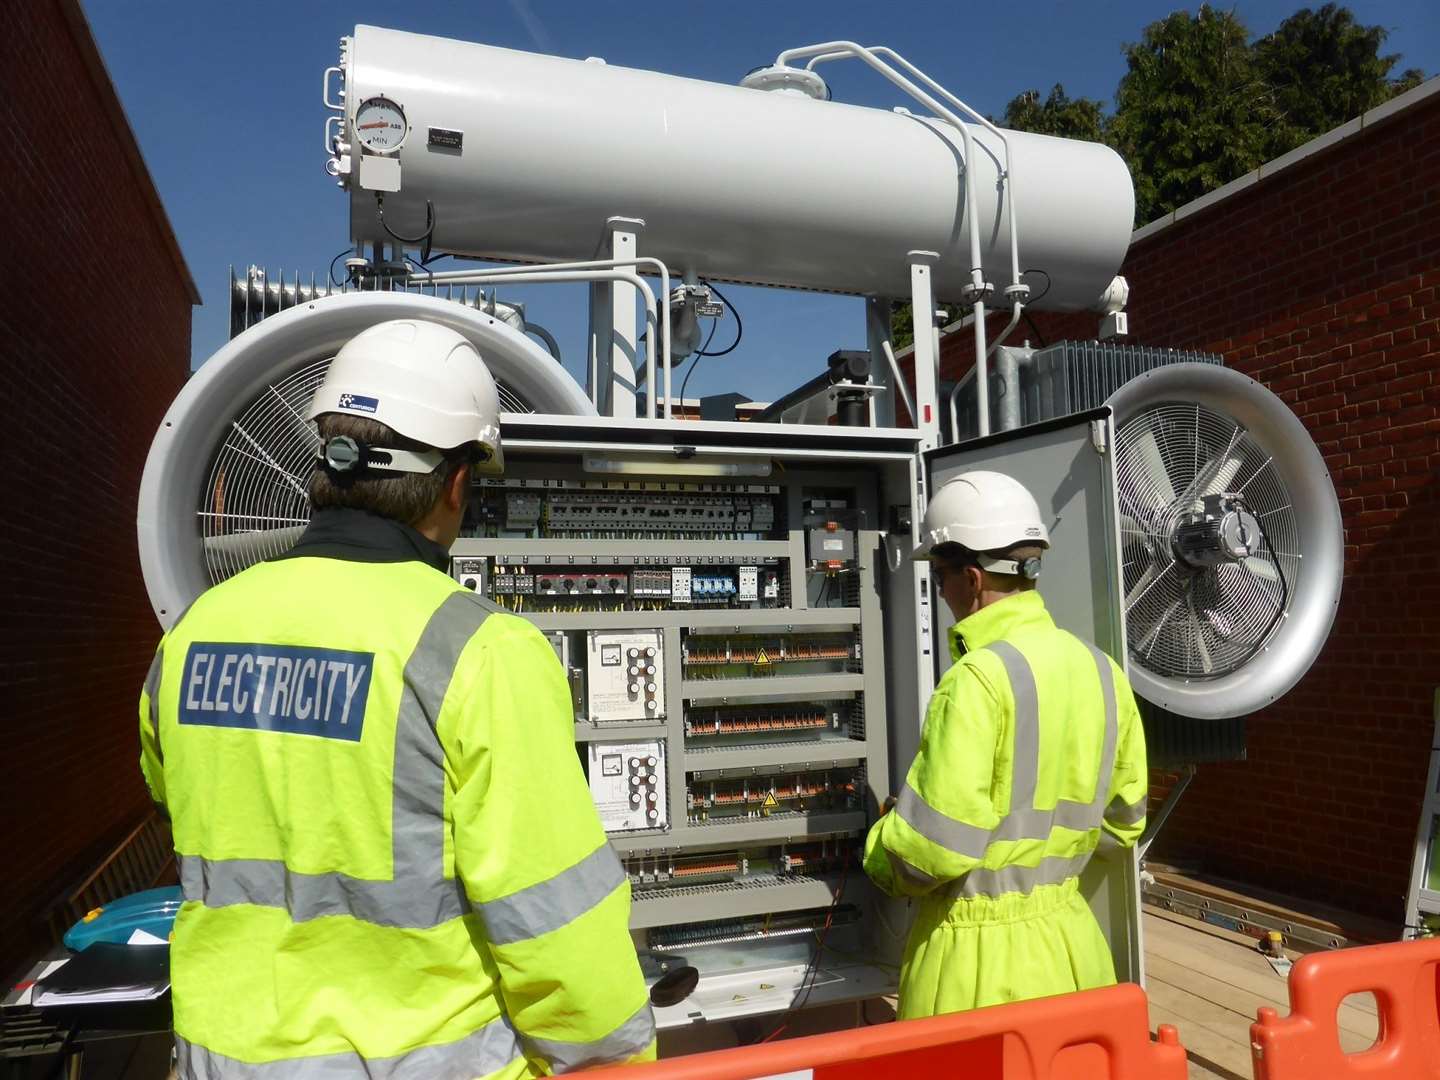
[
  {"x1": 1250, "y1": 937, "x2": 1440, "y2": 1079},
  {"x1": 593, "y1": 983, "x2": 1187, "y2": 1079}
]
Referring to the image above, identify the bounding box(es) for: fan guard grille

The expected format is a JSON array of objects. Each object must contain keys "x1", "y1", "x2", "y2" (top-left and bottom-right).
[
  {"x1": 201, "y1": 357, "x2": 529, "y2": 586},
  {"x1": 1116, "y1": 402, "x2": 1301, "y2": 681}
]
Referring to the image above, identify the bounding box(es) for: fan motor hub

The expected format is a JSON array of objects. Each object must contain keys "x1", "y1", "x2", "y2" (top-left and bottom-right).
[{"x1": 1172, "y1": 494, "x2": 1261, "y2": 570}]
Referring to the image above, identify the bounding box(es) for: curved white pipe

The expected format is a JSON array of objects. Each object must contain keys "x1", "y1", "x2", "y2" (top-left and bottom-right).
[
  {"x1": 779, "y1": 41, "x2": 986, "y2": 305},
  {"x1": 868, "y1": 48, "x2": 1023, "y2": 299},
  {"x1": 410, "y1": 266, "x2": 662, "y2": 419},
  {"x1": 524, "y1": 320, "x2": 562, "y2": 362},
  {"x1": 948, "y1": 301, "x2": 1023, "y2": 442},
  {"x1": 779, "y1": 41, "x2": 993, "y2": 436}
]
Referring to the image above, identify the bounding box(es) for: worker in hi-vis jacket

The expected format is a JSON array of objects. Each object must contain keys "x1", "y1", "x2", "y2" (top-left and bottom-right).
[
  {"x1": 865, "y1": 470, "x2": 1148, "y2": 1017},
  {"x1": 140, "y1": 319, "x2": 655, "y2": 1078}
]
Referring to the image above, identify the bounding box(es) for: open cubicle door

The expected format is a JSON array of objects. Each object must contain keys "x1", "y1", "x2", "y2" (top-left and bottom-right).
[{"x1": 923, "y1": 407, "x2": 1143, "y2": 984}]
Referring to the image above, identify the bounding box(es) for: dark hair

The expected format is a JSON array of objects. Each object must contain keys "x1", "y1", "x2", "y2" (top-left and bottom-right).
[
  {"x1": 931, "y1": 541, "x2": 1045, "y2": 592},
  {"x1": 308, "y1": 413, "x2": 471, "y2": 526}
]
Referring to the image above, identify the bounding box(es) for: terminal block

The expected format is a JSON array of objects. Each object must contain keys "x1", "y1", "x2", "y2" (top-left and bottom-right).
[
  {"x1": 623, "y1": 838, "x2": 853, "y2": 891},
  {"x1": 681, "y1": 632, "x2": 859, "y2": 674},
  {"x1": 684, "y1": 702, "x2": 849, "y2": 743},
  {"x1": 686, "y1": 765, "x2": 865, "y2": 822}
]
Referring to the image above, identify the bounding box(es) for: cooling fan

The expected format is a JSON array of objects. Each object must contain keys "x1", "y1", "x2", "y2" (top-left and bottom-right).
[
  {"x1": 1107, "y1": 364, "x2": 1343, "y2": 720},
  {"x1": 138, "y1": 291, "x2": 596, "y2": 628},
  {"x1": 201, "y1": 357, "x2": 534, "y2": 584}
]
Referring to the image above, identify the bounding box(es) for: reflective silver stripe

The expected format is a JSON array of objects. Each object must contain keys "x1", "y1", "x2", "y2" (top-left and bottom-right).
[
  {"x1": 1085, "y1": 643, "x2": 1120, "y2": 828},
  {"x1": 390, "y1": 592, "x2": 497, "y2": 917},
  {"x1": 895, "y1": 781, "x2": 992, "y2": 860},
  {"x1": 175, "y1": 1013, "x2": 523, "y2": 1080},
  {"x1": 145, "y1": 649, "x2": 164, "y2": 762},
  {"x1": 986, "y1": 642, "x2": 1039, "y2": 811},
  {"x1": 954, "y1": 851, "x2": 1093, "y2": 899},
  {"x1": 886, "y1": 847, "x2": 939, "y2": 891},
  {"x1": 179, "y1": 854, "x2": 461, "y2": 930},
  {"x1": 479, "y1": 843, "x2": 625, "y2": 946},
  {"x1": 523, "y1": 1001, "x2": 656, "y2": 1073},
  {"x1": 1105, "y1": 795, "x2": 1147, "y2": 827},
  {"x1": 179, "y1": 591, "x2": 498, "y2": 929},
  {"x1": 899, "y1": 640, "x2": 1126, "y2": 878}
]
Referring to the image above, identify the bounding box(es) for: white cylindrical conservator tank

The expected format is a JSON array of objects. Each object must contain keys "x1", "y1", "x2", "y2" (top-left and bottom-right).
[{"x1": 341, "y1": 27, "x2": 1135, "y2": 311}]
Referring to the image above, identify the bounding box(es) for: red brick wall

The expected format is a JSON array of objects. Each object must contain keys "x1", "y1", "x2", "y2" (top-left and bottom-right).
[
  {"x1": 1, "y1": 2, "x2": 194, "y2": 974},
  {"x1": 934, "y1": 96, "x2": 1439, "y2": 922}
]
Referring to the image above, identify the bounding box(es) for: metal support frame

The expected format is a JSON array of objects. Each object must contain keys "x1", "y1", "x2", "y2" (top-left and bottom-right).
[
  {"x1": 907, "y1": 252, "x2": 941, "y2": 451},
  {"x1": 1138, "y1": 764, "x2": 1196, "y2": 861},
  {"x1": 604, "y1": 217, "x2": 643, "y2": 418},
  {"x1": 1403, "y1": 688, "x2": 1440, "y2": 937}
]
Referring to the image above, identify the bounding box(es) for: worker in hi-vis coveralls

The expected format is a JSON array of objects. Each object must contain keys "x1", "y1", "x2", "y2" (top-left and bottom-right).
[
  {"x1": 140, "y1": 319, "x2": 655, "y2": 1078},
  {"x1": 864, "y1": 470, "x2": 1148, "y2": 1018}
]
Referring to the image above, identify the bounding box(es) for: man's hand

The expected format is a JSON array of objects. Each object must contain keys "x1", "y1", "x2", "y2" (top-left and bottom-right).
[{"x1": 881, "y1": 794, "x2": 897, "y2": 816}]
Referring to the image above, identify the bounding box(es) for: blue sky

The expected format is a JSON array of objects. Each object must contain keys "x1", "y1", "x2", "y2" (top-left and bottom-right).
[{"x1": 86, "y1": 1, "x2": 1437, "y2": 405}]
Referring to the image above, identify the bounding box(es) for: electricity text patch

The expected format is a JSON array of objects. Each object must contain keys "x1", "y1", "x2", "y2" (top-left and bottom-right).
[{"x1": 179, "y1": 643, "x2": 373, "y2": 741}]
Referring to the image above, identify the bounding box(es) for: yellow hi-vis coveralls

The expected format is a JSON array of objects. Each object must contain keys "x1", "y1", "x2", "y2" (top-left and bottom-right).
[
  {"x1": 139, "y1": 509, "x2": 655, "y2": 1078},
  {"x1": 864, "y1": 590, "x2": 1147, "y2": 1018}
]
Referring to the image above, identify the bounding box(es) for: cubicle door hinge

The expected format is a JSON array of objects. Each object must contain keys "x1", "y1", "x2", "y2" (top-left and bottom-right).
[{"x1": 1091, "y1": 420, "x2": 1108, "y2": 455}]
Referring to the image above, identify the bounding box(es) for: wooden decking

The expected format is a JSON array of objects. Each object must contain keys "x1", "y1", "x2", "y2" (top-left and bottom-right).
[{"x1": 1143, "y1": 909, "x2": 1379, "y2": 1079}]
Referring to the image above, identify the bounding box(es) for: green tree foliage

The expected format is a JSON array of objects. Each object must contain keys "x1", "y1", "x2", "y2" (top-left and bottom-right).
[
  {"x1": 1391, "y1": 68, "x2": 1427, "y2": 95},
  {"x1": 1108, "y1": 4, "x2": 1425, "y2": 224},
  {"x1": 1001, "y1": 85, "x2": 1108, "y2": 142},
  {"x1": 891, "y1": 304, "x2": 914, "y2": 351},
  {"x1": 1111, "y1": 6, "x2": 1277, "y2": 224},
  {"x1": 1255, "y1": 3, "x2": 1409, "y2": 155},
  {"x1": 881, "y1": 3, "x2": 1426, "y2": 332}
]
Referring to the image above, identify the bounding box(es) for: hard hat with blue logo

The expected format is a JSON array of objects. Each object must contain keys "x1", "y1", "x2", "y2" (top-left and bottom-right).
[{"x1": 308, "y1": 319, "x2": 504, "y2": 476}]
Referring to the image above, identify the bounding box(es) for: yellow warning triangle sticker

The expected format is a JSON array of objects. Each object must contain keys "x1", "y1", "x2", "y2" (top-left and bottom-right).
[
  {"x1": 754, "y1": 649, "x2": 771, "y2": 666},
  {"x1": 761, "y1": 792, "x2": 779, "y2": 813}
]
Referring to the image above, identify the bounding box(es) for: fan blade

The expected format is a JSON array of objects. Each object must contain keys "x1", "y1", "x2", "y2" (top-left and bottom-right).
[
  {"x1": 1132, "y1": 596, "x2": 1183, "y2": 656},
  {"x1": 1188, "y1": 597, "x2": 1214, "y2": 674},
  {"x1": 1202, "y1": 455, "x2": 1245, "y2": 496},
  {"x1": 1124, "y1": 563, "x2": 1160, "y2": 610},
  {"x1": 1131, "y1": 428, "x2": 1177, "y2": 506},
  {"x1": 203, "y1": 525, "x2": 307, "y2": 563},
  {"x1": 1241, "y1": 556, "x2": 1280, "y2": 583}
]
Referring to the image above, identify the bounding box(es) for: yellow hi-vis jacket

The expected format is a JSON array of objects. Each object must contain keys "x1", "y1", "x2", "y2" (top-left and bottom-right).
[
  {"x1": 863, "y1": 590, "x2": 1147, "y2": 1019},
  {"x1": 139, "y1": 510, "x2": 655, "y2": 1078}
]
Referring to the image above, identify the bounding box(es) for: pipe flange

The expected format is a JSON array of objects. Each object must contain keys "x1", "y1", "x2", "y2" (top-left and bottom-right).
[{"x1": 739, "y1": 65, "x2": 830, "y2": 100}]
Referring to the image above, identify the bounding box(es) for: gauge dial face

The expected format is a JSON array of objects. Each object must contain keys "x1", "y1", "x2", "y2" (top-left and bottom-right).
[{"x1": 353, "y1": 96, "x2": 407, "y2": 153}]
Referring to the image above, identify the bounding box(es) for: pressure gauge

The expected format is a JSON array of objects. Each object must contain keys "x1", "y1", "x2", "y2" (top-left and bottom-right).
[{"x1": 353, "y1": 96, "x2": 407, "y2": 153}]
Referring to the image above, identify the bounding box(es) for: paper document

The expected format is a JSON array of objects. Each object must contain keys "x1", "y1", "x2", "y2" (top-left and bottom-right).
[
  {"x1": 127, "y1": 929, "x2": 168, "y2": 946},
  {"x1": 32, "y1": 942, "x2": 170, "y2": 1007}
]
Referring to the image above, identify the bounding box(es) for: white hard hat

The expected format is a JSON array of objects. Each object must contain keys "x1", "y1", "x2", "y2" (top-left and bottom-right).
[
  {"x1": 309, "y1": 319, "x2": 503, "y2": 475},
  {"x1": 912, "y1": 471, "x2": 1050, "y2": 562}
]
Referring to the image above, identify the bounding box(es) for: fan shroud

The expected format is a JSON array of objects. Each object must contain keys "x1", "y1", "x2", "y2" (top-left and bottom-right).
[{"x1": 1107, "y1": 364, "x2": 1343, "y2": 720}]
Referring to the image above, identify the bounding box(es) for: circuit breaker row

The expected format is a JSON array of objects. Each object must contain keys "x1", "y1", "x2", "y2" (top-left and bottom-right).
[
  {"x1": 453, "y1": 557, "x2": 783, "y2": 609},
  {"x1": 467, "y1": 480, "x2": 783, "y2": 540}
]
